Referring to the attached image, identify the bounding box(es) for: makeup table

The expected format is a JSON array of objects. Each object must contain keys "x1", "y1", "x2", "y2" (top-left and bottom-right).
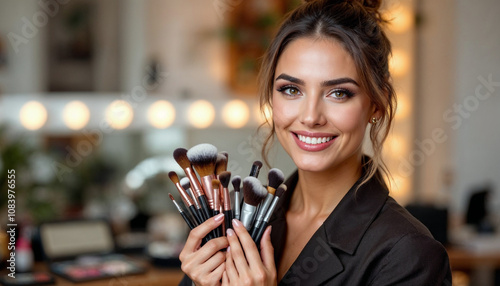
[{"x1": 1, "y1": 261, "x2": 184, "y2": 286}]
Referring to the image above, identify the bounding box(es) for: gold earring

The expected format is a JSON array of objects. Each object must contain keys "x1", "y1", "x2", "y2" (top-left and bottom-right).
[{"x1": 371, "y1": 117, "x2": 378, "y2": 124}]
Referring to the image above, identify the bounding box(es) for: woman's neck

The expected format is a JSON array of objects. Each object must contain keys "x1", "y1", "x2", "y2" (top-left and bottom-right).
[{"x1": 290, "y1": 154, "x2": 363, "y2": 217}]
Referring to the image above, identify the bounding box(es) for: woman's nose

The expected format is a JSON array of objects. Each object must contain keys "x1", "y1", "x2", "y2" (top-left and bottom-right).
[{"x1": 299, "y1": 96, "x2": 327, "y2": 127}]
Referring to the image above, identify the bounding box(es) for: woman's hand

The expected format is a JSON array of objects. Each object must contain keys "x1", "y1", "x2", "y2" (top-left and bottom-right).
[
  {"x1": 222, "y1": 219, "x2": 277, "y2": 286},
  {"x1": 179, "y1": 213, "x2": 228, "y2": 286}
]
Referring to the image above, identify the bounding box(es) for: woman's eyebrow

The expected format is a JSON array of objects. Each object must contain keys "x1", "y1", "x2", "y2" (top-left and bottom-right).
[
  {"x1": 275, "y1": 73, "x2": 359, "y2": 87},
  {"x1": 275, "y1": 73, "x2": 305, "y2": 85},
  {"x1": 321, "y1": 77, "x2": 359, "y2": 87}
]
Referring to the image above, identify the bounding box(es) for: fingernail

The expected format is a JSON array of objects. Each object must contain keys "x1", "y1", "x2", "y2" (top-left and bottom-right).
[
  {"x1": 226, "y1": 228, "x2": 234, "y2": 237},
  {"x1": 214, "y1": 213, "x2": 224, "y2": 222},
  {"x1": 232, "y1": 219, "x2": 241, "y2": 227},
  {"x1": 227, "y1": 246, "x2": 231, "y2": 252}
]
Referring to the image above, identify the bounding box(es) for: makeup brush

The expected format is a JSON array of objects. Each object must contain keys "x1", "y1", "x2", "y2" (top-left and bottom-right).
[
  {"x1": 169, "y1": 193, "x2": 196, "y2": 230},
  {"x1": 215, "y1": 153, "x2": 228, "y2": 176},
  {"x1": 173, "y1": 148, "x2": 211, "y2": 221},
  {"x1": 240, "y1": 177, "x2": 268, "y2": 231},
  {"x1": 212, "y1": 179, "x2": 222, "y2": 237},
  {"x1": 168, "y1": 171, "x2": 203, "y2": 226},
  {"x1": 249, "y1": 160, "x2": 263, "y2": 178},
  {"x1": 218, "y1": 171, "x2": 232, "y2": 231},
  {"x1": 180, "y1": 177, "x2": 200, "y2": 211},
  {"x1": 251, "y1": 168, "x2": 285, "y2": 237},
  {"x1": 220, "y1": 151, "x2": 229, "y2": 160},
  {"x1": 252, "y1": 184, "x2": 287, "y2": 245},
  {"x1": 232, "y1": 175, "x2": 242, "y2": 220},
  {"x1": 187, "y1": 144, "x2": 218, "y2": 213}
]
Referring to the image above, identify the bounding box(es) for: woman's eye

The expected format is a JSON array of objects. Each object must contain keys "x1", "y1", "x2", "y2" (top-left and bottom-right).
[
  {"x1": 278, "y1": 86, "x2": 301, "y2": 97},
  {"x1": 329, "y1": 89, "x2": 354, "y2": 100}
]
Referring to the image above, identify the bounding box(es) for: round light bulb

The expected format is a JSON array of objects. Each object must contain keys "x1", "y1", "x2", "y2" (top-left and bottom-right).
[
  {"x1": 187, "y1": 100, "x2": 215, "y2": 129},
  {"x1": 63, "y1": 101, "x2": 90, "y2": 130},
  {"x1": 222, "y1": 100, "x2": 250, "y2": 128},
  {"x1": 388, "y1": 5, "x2": 414, "y2": 34},
  {"x1": 389, "y1": 49, "x2": 410, "y2": 78},
  {"x1": 19, "y1": 101, "x2": 48, "y2": 130},
  {"x1": 147, "y1": 100, "x2": 176, "y2": 129},
  {"x1": 105, "y1": 100, "x2": 134, "y2": 130}
]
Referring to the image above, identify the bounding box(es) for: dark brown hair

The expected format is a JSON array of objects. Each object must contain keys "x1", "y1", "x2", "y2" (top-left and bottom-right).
[{"x1": 258, "y1": 0, "x2": 396, "y2": 186}]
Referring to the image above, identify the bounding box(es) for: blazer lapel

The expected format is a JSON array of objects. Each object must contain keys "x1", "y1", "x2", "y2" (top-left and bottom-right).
[{"x1": 279, "y1": 227, "x2": 343, "y2": 286}]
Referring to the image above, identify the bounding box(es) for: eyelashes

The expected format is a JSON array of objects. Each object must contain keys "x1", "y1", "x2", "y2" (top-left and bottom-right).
[{"x1": 275, "y1": 84, "x2": 355, "y2": 100}]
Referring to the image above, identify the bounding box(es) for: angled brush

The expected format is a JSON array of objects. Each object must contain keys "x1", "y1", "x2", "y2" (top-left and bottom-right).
[{"x1": 251, "y1": 168, "x2": 285, "y2": 235}]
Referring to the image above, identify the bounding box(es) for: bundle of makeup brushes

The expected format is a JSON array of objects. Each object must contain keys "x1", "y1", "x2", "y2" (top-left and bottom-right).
[{"x1": 168, "y1": 143, "x2": 287, "y2": 245}]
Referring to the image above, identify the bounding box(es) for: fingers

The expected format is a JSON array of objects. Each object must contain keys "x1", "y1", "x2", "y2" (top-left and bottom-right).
[
  {"x1": 260, "y1": 226, "x2": 276, "y2": 271},
  {"x1": 222, "y1": 271, "x2": 229, "y2": 286},
  {"x1": 183, "y1": 213, "x2": 225, "y2": 253},
  {"x1": 231, "y1": 219, "x2": 262, "y2": 268},
  {"x1": 226, "y1": 228, "x2": 249, "y2": 272},
  {"x1": 225, "y1": 246, "x2": 238, "y2": 283}
]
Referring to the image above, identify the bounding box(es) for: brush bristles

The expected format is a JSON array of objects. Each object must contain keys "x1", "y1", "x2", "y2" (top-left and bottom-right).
[
  {"x1": 242, "y1": 177, "x2": 267, "y2": 206},
  {"x1": 275, "y1": 184, "x2": 287, "y2": 198},
  {"x1": 168, "y1": 171, "x2": 180, "y2": 184},
  {"x1": 180, "y1": 177, "x2": 191, "y2": 190},
  {"x1": 268, "y1": 168, "x2": 285, "y2": 189},
  {"x1": 253, "y1": 160, "x2": 263, "y2": 168},
  {"x1": 187, "y1": 144, "x2": 218, "y2": 177},
  {"x1": 221, "y1": 151, "x2": 229, "y2": 160},
  {"x1": 212, "y1": 179, "x2": 220, "y2": 190},
  {"x1": 232, "y1": 176, "x2": 241, "y2": 192},
  {"x1": 218, "y1": 171, "x2": 231, "y2": 188},
  {"x1": 168, "y1": 193, "x2": 175, "y2": 201},
  {"x1": 173, "y1": 148, "x2": 191, "y2": 169},
  {"x1": 215, "y1": 154, "x2": 228, "y2": 175}
]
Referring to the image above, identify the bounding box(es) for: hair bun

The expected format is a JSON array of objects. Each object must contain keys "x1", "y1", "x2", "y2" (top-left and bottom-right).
[{"x1": 360, "y1": 0, "x2": 382, "y2": 10}]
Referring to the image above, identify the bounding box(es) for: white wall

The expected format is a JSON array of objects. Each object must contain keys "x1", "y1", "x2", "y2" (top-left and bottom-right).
[
  {"x1": 452, "y1": 0, "x2": 500, "y2": 215},
  {"x1": 0, "y1": 0, "x2": 48, "y2": 93},
  {"x1": 416, "y1": 0, "x2": 500, "y2": 217}
]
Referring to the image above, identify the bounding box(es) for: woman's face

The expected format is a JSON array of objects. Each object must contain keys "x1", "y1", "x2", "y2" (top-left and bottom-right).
[{"x1": 272, "y1": 37, "x2": 376, "y2": 173}]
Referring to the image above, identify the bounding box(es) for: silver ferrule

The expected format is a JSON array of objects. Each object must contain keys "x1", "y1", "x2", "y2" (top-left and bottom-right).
[
  {"x1": 172, "y1": 199, "x2": 183, "y2": 213},
  {"x1": 234, "y1": 191, "x2": 241, "y2": 220},
  {"x1": 254, "y1": 194, "x2": 273, "y2": 224},
  {"x1": 240, "y1": 203, "x2": 257, "y2": 231},
  {"x1": 262, "y1": 196, "x2": 280, "y2": 223}
]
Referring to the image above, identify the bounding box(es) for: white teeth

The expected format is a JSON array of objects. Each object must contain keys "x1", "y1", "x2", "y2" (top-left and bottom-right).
[{"x1": 297, "y1": 134, "x2": 334, "y2": 145}]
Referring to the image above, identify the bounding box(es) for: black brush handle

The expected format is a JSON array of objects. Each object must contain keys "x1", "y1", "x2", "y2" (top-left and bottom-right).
[
  {"x1": 189, "y1": 205, "x2": 203, "y2": 225},
  {"x1": 180, "y1": 211, "x2": 196, "y2": 230},
  {"x1": 213, "y1": 210, "x2": 222, "y2": 238},
  {"x1": 250, "y1": 223, "x2": 259, "y2": 239},
  {"x1": 197, "y1": 195, "x2": 211, "y2": 221},
  {"x1": 249, "y1": 165, "x2": 260, "y2": 178},
  {"x1": 252, "y1": 223, "x2": 268, "y2": 246},
  {"x1": 224, "y1": 210, "x2": 233, "y2": 231}
]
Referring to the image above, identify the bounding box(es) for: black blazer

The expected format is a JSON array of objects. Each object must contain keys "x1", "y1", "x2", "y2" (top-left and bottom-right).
[
  {"x1": 271, "y1": 171, "x2": 452, "y2": 285},
  {"x1": 179, "y1": 170, "x2": 452, "y2": 285}
]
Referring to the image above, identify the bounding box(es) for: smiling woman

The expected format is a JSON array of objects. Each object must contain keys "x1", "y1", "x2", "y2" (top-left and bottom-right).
[{"x1": 178, "y1": 0, "x2": 452, "y2": 285}]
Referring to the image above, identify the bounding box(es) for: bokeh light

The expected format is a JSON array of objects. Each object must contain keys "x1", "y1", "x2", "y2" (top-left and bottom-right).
[
  {"x1": 63, "y1": 101, "x2": 90, "y2": 130},
  {"x1": 390, "y1": 49, "x2": 410, "y2": 77},
  {"x1": 147, "y1": 100, "x2": 176, "y2": 129},
  {"x1": 105, "y1": 100, "x2": 134, "y2": 130},
  {"x1": 187, "y1": 100, "x2": 215, "y2": 129},
  {"x1": 387, "y1": 5, "x2": 414, "y2": 34},
  {"x1": 19, "y1": 101, "x2": 48, "y2": 130},
  {"x1": 222, "y1": 100, "x2": 250, "y2": 128}
]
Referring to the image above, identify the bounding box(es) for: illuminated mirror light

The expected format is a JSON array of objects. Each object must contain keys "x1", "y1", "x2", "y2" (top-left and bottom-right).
[
  {"x1": 395, "y1": 93, "x2": 411, "y2": 120},
  {"x1": 19, "y1": 101, "x2": 47, "y2": 130},
  {"x1": 222, "y1": 100, "x2": 250, "y2": 128},
  {"x1": 147, "y1": 100, "x2": 176, "y2": 129},
  {"x1": 105, "y1": 100, "x2": 134, "y2": 130},
  {"x1": 63, "y1": 101, "x2": 90, "y2": 130},
  {"x1": 255, "y1": 104, "x2": 273, "y2": 125},
  {"x1": 389, "y1": 49, "x2": 410, "y2": 78},
  {"x1": 387, "y1": 5, "x2": 414, "y2": 34},
  {"x1": 187, "y1": 100, "x2": 215, "y2": 129},
  {"x1": 391, "y1": 175, "x2": 411, "y2": 204},
  {"x1": 385, "y1": 134, "x2": 408, "y2": 158}
]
